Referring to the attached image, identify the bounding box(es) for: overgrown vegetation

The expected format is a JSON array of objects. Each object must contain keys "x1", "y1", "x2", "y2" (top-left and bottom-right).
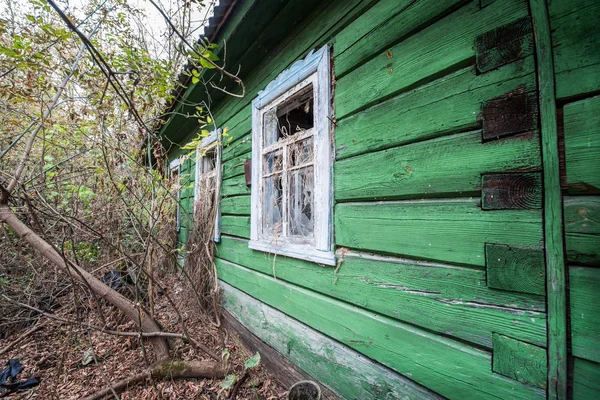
[{"x1": 0, "y1": 0, "x2": 272, "y2": 398}]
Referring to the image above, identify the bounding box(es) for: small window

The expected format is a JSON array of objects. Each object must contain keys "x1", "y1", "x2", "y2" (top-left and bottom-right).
[
  {"x1": 194, "y1": 129, "x2": 222, "y2": 242},
  {"x1": 169, "y1": 158, "x2": 181, "y2": 232},
  {"x1": 250, "y1": 46, "x2": 334, "y2": 265}
]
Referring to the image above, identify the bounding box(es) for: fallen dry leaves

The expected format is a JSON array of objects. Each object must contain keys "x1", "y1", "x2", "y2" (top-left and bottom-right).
[{"x1": 0, "y1": 273, "x2": 287, "y2": 399}]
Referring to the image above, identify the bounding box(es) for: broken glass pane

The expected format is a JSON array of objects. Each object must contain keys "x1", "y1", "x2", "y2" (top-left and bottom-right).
[
  {"x1": 263, "y1": 107, "x2": 279, "y2": 147},
  {"x1": 202, "y1": 150, "x2": 216, "y2": 173},
  {"x1": 264, "y1": 84, "x2": 314, "y2": 148},
  {"x1": 288, "y1": 166, "x2": 314, "y2": 237},
  {"x1": 263, "y1": 174, "x2": 283, "y2": 237},
  {"x1": 276, "y1": 85, "x2": 313, "y2": 139},
  {"x1": 264, "y1": 149, "x2": 283, "y2": 175},
  {"x1": 289, "y1": 136, "x2": 314, "y2": 168}
]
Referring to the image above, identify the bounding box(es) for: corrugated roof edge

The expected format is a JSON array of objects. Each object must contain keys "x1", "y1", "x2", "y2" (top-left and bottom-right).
[{"x1": 155, "y1": 0, "x2": 238, "y2": 134}]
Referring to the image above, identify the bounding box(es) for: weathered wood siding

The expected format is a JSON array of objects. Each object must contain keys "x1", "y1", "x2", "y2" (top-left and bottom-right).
[
  {"x1": 166, "y1": 0, "x2": 599, "y2": 397},
  {"x1": 550, "y1": 0, "x2": 600, "y2": 394}
]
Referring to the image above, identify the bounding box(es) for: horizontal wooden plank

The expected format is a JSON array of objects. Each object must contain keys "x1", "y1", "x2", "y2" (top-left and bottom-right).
[
  {"x1": 223, "y1": 132, "x2": 251, "y2": 163},
  {"x1": 564, "y1": 196, "x2": 600, "y2": 235},
  {"x1": 220, "y1": 215, "x2": 250, "y2": 238},
  {"x1": 566, "y1": 233, "x2": 600, "y2": 267},
  {"x1": 221, "y1": 282, "x2": 441, "y2": 400},
  {"x1": 573, "y1": 357, "x2": 600, "y2": 399},
  {"x1": 564, "y1": 196, "x2": 600, "y2": 266},
  {"x1": 550, "y1": 0, "x2": 600, "y2": 99},
  {"x1": 220, "y1": 195, "x2": 250, "y2": 216},
  {"x1": 334, "y1": 0, "x2": 465, "y2": 77},
  {"x1": 335, "y1": 55, "x2": 536, "y2": 160},
  {"x1": 222, "y1": 153, "x2": 250, "y2": 180},
  {"x1": 570, "y1": 266, "x2": 600, "y2": 364},
  {"x1": 486, "y1": 243, "x2": 545, "y2": 295},
  {"x1": 221, "y1": 310, "x2": 340, "y2": 400},
  {"x1": 335, "y1": 130, "x2": 541, "y2": 202},
  {"x1": 335, "y1": 199, "x2": 543, "y2": 267},
  {"x1": 221, "y1": 175, "x2": 251, "y2": 197},
  {"x1": 563, "y1": 96, "x2": 600, "y2": 194},
  {"x1": 222, "y1": 106, "x2": 252, "y2": 150},
  {"x1": 216, "y1": 260, "x2": 544, "y2": 400},
  {"x1": 216, "y1": 236, "x2": 545, "y2": 348},
  {"x1": 492, "y1": 333, "x2": 547, "y2": 389},
  {"x1": 481, "y1": 173, "x2": 542, "y2": 210},
  {"x1": 335, "y1": 0, "x2": 529, "y2": 118}
]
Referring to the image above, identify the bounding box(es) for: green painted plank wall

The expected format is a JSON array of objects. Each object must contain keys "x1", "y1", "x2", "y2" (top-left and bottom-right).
[
  {"x1": 569, "y1": 267, "x2": 600, "y2": 364},
  {"x1": 166, "y1": 0, "x2": 563, "y2": 396},
  {"x1": 221, "y1": 282, "x2": 443, "y2": 400},
  {"x1": 549, "y1": 0, "x2": 600, "y2": 100},
  {"x1": 553, "y1": 4, "x2": 600, "y2": 392},
  {"x1": 334, "y1": 56, "x2": 537, "y2": 160},
  {"x1": 335, "y1": 199, "x2": 543, "y2": 267},
  {"x1": 564, "y1": 197, "x2": 600, "y2": 266},
  {"x1": 335, "y1": 0, "x2": 529, "y2": 119},
  {"x1": 216, "y1": 259, "x2": 544, "y2": 400},
  {"x1": 335, "y1": 130, "x2": 541, "y2": 201},
  {"x1": 221, "y1": 175, "x2": 250, "y2": 198},
  {"x1": 333, "y1": 0, "x2": 467, "y2": 79},
  {"x1": 563, "y1": 96, "x2": 600, "y2": 195},
  {"x1": 573, "y1": 358, "x2": 600, "y2": 399},
  {"x1": 217, "y1": 235, "x2": 545, "y2": 349}
]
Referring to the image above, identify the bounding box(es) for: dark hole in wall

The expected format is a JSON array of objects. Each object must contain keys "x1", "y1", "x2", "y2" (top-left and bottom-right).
[{"x1": 276, "y1": 84, "x2": 313, "y2": 139}]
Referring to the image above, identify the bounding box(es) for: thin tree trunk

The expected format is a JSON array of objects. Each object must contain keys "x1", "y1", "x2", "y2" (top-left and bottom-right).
[{"x1": 0, "y1": 204, "x2": 171, "y2": 361}]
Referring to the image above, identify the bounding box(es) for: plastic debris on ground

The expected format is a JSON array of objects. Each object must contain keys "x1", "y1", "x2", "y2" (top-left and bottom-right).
[{"x1": 0, "y1": 359, "x2": 40, "y2": 398}]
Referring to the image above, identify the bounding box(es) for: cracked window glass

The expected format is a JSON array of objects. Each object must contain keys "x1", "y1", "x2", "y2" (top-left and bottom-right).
[{"x1": 261, "y1": 84, "x2": 315, "y2": 241}]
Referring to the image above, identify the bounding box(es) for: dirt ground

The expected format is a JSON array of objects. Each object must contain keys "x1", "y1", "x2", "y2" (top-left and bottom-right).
[{"x1": 0, "y1": 274, "x2": 287, "y2": 399}]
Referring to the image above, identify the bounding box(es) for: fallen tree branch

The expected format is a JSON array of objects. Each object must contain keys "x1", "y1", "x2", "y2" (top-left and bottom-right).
[
  {"x1": 3, "y1": 295, "x2": 220, "y2": 361},
  {"x1": 0, "y1": 204, "x2": 171, "y2": 361},
  {"x1": 83, "y1": 359, "x2": 226, "y2": 400}
]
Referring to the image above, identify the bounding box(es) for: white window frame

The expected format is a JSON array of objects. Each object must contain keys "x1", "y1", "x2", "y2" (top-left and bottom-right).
[
  {"x1": 169, "y1": 157, "x2": 181, "y2": 232},
  {"x1": 249, "y1": 45, "x2": 334, "y2": 266},
  {"x1": 194, "y1": 128, "x2": 222, "y2": 242}
]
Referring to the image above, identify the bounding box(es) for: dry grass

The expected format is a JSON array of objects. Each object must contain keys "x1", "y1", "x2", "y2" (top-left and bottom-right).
[{"x1": 182, "y1": 184, "x2": 219, "y2": 322}]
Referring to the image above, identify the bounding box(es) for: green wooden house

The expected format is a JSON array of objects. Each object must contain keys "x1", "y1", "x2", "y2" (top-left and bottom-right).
[{"x1": 159, "y1": 0, "x2": 600, "y2": 398}]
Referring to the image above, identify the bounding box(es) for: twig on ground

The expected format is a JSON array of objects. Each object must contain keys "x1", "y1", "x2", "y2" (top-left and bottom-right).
[
  {"x1": 2, "y1": 295, "x2": 220, "y2": 361},
  {"x1": 0, "y1": 320, "x2": 47, "y2": 357},
  {"x1": 228, "y1": 370, "x2": 249, "y2": 400}
]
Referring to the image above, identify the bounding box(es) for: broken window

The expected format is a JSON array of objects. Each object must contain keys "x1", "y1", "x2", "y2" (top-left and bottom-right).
[
  {"x1": 194, "y1": 129, "x2": 222, "y2": 242},
  {"x1": 261, "y1": 85, "x2": 315, "y2": 241},
  {"x1": 197, "y1": 147, "x2": 217, "y2": 207},
  {"x1": 249, "y1": 46, "x2": 334, "y2": 266},
  {"x1": 169, "y1": 158, "x2": 181, "y2": 232}
]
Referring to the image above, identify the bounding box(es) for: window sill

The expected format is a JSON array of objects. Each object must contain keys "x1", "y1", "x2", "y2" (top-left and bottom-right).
[{"x1": 248, "y1": 240, "x2": 336, "y2": 266}]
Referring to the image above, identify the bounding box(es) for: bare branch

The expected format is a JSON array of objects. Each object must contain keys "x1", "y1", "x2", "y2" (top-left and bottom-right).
[
  {"x1": 5, "y1": 23, "x2": 99, "y2": 194},
  {"x1": 147, "y1": 0, "x2": 245, "y2": 98}
]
